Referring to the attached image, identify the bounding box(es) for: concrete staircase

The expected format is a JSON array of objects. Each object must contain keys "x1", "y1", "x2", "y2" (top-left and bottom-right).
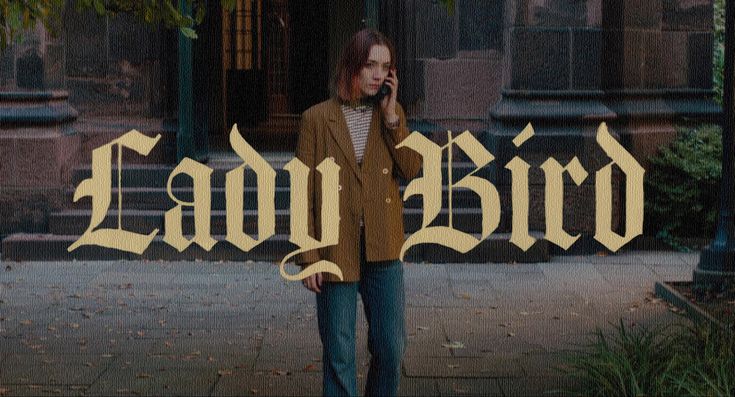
[{"x1": 2, "y1": 155, "x2": 548, "y2": 262}]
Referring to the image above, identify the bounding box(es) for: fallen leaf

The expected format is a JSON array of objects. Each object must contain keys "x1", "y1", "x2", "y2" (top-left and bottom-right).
[
  {"x1": 217, "y1": 369, "x2": 233, "y2": 376},
  {"x1": 250, "y1": 389, "x2": 258, "y2": 395},
  {"x1": 447, "y1": 364, "x2": 460, "y2": 369},
  {"x1": 69, "y1": 323, "x2": 80, "y2": 329},
  {"x1": 20, "y1": 319, "x2": 32, "y2": 326},
  {"x1": 303, "y1": 364, "x2": 317, "y2": 372},
  {"x1": 416, "y1": 326, "x2": 429, "y2": 331},
  {"x1": 507, "y1": 332, "x2": 516, "y2": 337},
  {"x1": 273, "y1": 370, "x2": 289, "y2": 376},
  {"x1": 442, "y1": 341, "x2": 465, "y2": 349},
  {"x1": 136, "y1": 373, "x2": 153, "y2": 379}
]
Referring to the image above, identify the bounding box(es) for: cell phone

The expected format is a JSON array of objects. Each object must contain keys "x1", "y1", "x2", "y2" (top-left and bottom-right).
[{"x1": 373, "y1": 82, "x2": 391, "y2": 102}]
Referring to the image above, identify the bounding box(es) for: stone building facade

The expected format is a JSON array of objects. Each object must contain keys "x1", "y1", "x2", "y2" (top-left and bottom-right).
[{"x1": 0, "y1": 0, "x2": 721, "y2": 257}]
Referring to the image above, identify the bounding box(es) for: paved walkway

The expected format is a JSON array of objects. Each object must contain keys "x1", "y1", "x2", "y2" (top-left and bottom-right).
[{"x1": 0, "y1": 252, "x2": 698, "y2": 396}]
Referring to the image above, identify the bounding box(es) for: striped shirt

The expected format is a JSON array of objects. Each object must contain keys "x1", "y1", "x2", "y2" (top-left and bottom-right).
[
  {"x1": 341, "y1": 103, "x2": 373, "y2": 229},
  {"x1": 341, "y1": 104, "x2": 373, "y2": 165}
]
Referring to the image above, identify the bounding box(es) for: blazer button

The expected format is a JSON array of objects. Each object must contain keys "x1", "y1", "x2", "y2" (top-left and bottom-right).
[
  {"x1": 328, "y1": 156, "x2": 335, "y2": 161},
  {"x1": 382, "y1": 168, "x2": 389, "y2": 174},
  {"x1": 338, "y1": 184, "x2": 343, "y2": 191},
  {"x1": 385, "y1": 197, "x2": 391, "y2": 203}
]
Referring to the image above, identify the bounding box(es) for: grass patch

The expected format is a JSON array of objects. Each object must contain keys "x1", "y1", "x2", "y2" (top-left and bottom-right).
[{"x1": 557, "y1": 319, "x2": 734, "y2": 396}]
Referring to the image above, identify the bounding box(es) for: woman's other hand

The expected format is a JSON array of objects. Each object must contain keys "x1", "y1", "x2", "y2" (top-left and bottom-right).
[{"x1": 303, "y1": 272, "x2": 323, "y2": 293}]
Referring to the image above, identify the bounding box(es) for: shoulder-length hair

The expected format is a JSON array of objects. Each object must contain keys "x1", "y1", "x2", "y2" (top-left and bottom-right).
[{"x1": 335, "y1": 28, "x2": 396, "y2": 103}]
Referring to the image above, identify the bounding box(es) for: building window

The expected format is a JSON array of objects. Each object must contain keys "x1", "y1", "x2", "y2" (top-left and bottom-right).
[{"x1": 222, "y1": 0, "x2": 263, "y2": 70}]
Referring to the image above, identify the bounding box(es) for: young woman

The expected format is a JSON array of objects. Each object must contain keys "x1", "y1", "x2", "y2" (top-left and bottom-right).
[{"x1": 294, "y1": 28, "x2": 422, "y2": 396}]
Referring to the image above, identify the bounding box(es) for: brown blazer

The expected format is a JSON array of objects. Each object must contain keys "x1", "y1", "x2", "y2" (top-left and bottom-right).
[{"x1": 294, "y1": 98, "x2": 422, "y2": 282}]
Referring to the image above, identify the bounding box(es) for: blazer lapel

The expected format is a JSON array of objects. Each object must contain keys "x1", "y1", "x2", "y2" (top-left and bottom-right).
[{"x1": 326, "y1": 98, "x2": 362, "y2": 184}]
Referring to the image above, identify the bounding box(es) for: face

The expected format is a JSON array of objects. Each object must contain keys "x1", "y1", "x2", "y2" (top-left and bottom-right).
[{"x1": 357, "y1": 44, "x2": 391, "y2": 98}]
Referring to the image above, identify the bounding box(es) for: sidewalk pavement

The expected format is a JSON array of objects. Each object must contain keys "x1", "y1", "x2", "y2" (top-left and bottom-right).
[{"x1": 0, "y1": 251, "x2": 697, "y2": 396}]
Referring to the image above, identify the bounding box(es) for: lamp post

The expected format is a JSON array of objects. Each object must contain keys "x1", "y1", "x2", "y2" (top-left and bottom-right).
[{"x1": 693, "y1": 0, "x2": 735, "y2": 294}]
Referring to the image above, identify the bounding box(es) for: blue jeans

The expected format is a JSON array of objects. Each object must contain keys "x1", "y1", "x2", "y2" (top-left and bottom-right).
[{"x1": 316, "y1": 233, "x2": 406, "y2": 396}]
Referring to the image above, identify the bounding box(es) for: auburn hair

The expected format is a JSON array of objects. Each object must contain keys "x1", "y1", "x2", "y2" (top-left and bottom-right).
[{"x1": 335, "y1": 28, "x2": 396, "y2": 104}]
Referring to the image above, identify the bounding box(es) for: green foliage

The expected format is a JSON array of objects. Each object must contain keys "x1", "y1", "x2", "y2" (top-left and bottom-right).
[
  {"x1": 0, "y1": 0, "x2": 238, "y2": 49},
  {"x1": 669, "y1": 324, "x2": 735, "y2": 397},
  {"x1": 559, "y1": 320, "x2": 735, "y2": 397},
  {"x1": 714, "y1": 0, "x2": 725, "y2": 104},
  {"x1": 0, "y1": 0, "x2": 64, "y2": 48},
  {"x1": 438, "y1": 0, "x2": 454, "y2": 15},
  {"x1": 644, "y1": 124, "x2": 722, "y2": 246},
  {"x1": 2, "y1": 0, "x2": 453, "y2": 49}
]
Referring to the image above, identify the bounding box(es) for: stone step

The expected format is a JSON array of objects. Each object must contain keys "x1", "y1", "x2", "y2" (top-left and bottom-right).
[
  {"x1": 70, "y1": 162, "x2": 491, "y2": 188},
  {"x1": 66, "y1": 186, "x2": 486, "y2": 211},
  {"x1": 48, "y1": 208, "x2": 509, "y2": 236},
  {"x1": 2, "y1": 232, "x2": 548, "y2": 263}
]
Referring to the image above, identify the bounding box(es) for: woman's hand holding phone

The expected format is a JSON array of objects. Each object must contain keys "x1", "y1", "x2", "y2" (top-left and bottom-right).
[{"x1": 381, "y1": 69, "x2": 399, "y2": 129}]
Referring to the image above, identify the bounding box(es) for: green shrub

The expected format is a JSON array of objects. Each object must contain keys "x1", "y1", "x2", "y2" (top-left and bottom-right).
[
  {"x1": 664, "y1": 323, "x2": 735, "y2": 397},
  {"x1": 714, "y1": 0, "x2": 725, "y2": 105},
  {"x1": 644, "y1": 125, "x2": 722, "y2": 246},
  {"x1": 558, "y1": 320, "x2": 735, "y2": 397}
]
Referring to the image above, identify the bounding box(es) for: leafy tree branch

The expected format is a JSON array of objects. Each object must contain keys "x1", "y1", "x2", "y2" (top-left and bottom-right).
[{"x1": 1, "y1": 0, "x2": 454, "y2": 50}]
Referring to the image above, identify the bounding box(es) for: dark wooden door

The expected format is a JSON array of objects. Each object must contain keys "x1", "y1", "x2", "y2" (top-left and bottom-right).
[{"x1": 224, "y1": 0, "x2": 266, "y2": 128}]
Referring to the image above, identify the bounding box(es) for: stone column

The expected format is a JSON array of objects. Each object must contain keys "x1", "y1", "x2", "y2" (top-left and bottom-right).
[
  {"x1": 0, "y1": 23, "x2": 80, "y2": 238},
  {"x1": 601, "y1": 0, "x2": 719, "y2": 164},
  {"x1": 484, "y1": 0, "x2": 718, "y2": 253},
  {"x1": 484, "y1": 0, "x2": 615, "y2": 253}
]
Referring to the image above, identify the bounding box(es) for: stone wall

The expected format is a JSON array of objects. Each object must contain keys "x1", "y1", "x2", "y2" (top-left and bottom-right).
[
  {"x1": 0, "y1": 22, "x2": 80, "y2": 237},
  {"x1": 602, "y1": 0, "x2": 712, "y2": 89},
  {"x1": 483, "y1": 0, "x2": 718, "y2": 250},
  {"x1": 382, "y1": 0, "x2": 505, "y2": 134},
  {"x1": 63, "y1": 5, "x2": 176, "y2": 119}
]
